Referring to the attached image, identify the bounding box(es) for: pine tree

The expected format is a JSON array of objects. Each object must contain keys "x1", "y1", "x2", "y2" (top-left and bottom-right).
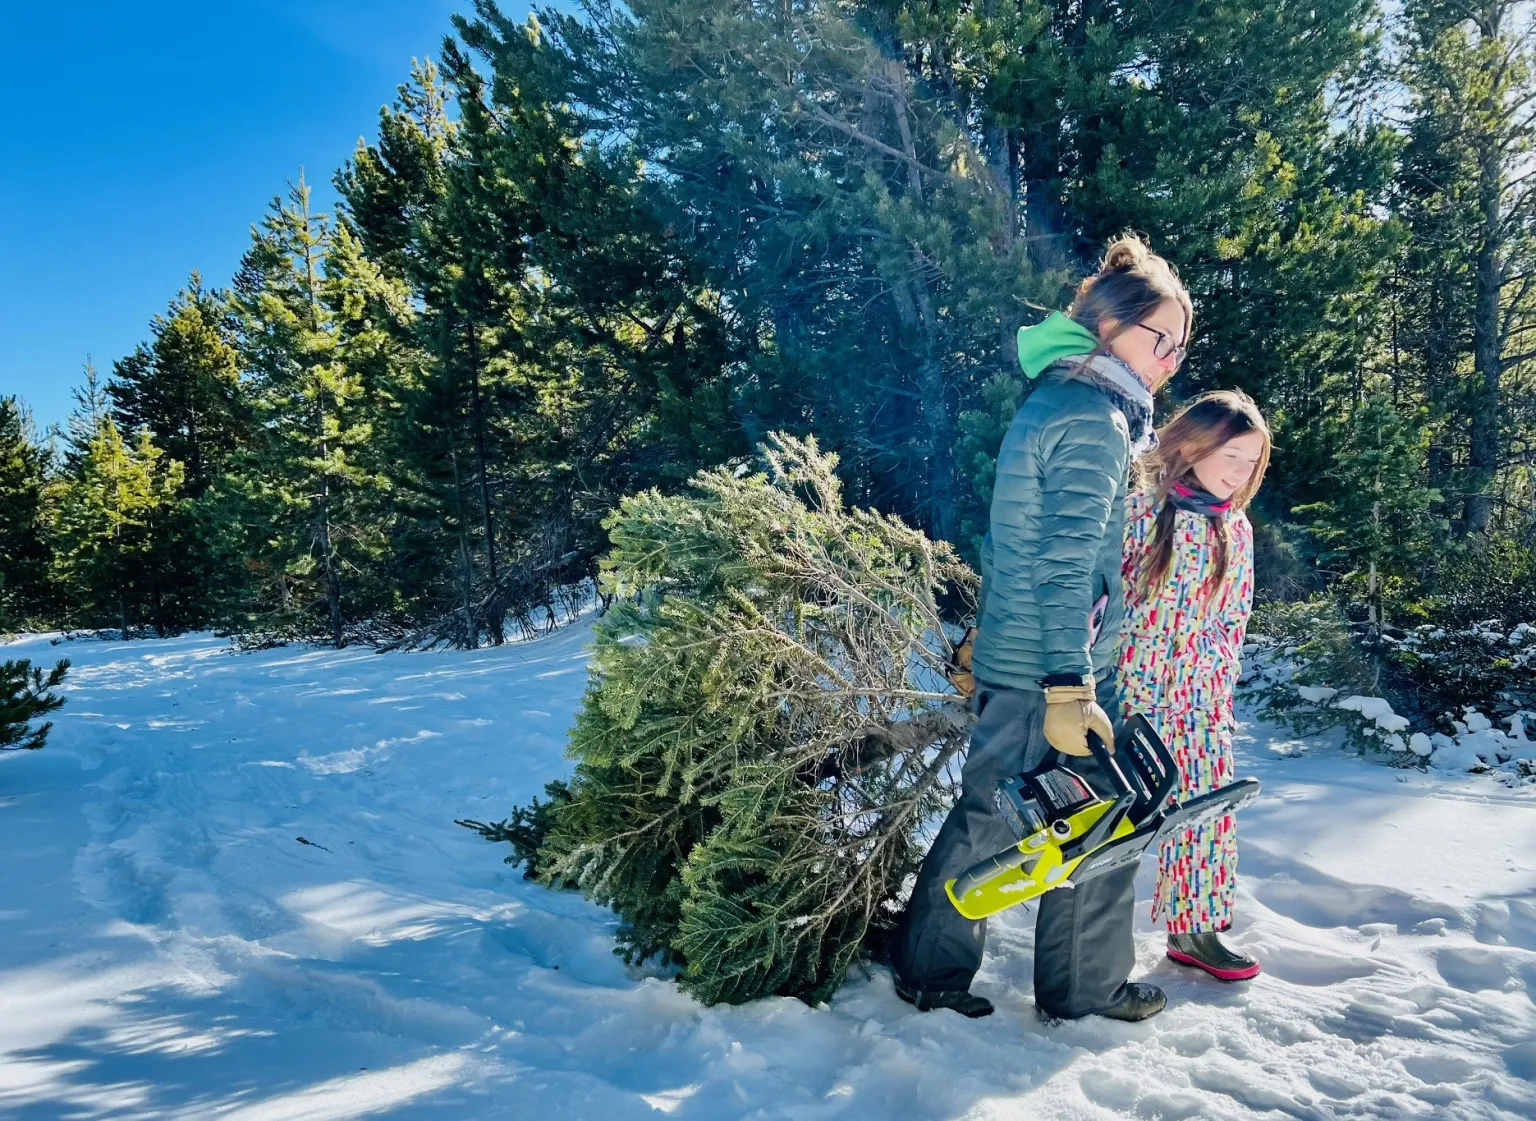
[
  {"x1": 102, "y1": 275, "x2": 251, "y2": 628},
  {"x1": 338, "y1": 71, "x2": 511, "y2": 647},
  {"x1": 523, "y1": 0, "x2": 1049, "y2": 551},
  {"x1": 1292, "y1": 394, "x2": 1447, "y2": 629},
  {"x1": 50, "y1": 417, "x2": 184, "y2": 632},
  {"x1": 59, "y1": 358, "x2": 109, "y2": 472},
  {"x1": 333, "y1": 35, "x2": 745, "y2": 647},
  {"x1": 334, "y1": 58, "x2": 455, "y2": 283},
  {"x1": 0, "y1": 658, "x2": 69, "y2": 751},
  {"x1": 496, "y1": 0, "x2": 1395, "y2": 558},
  {"x1": 1393, "y1": 1, "x2": 1536, "y2": 536},
  {"x1": 109, "y1": 273, "x2": 248, "y2": 497},
  {"x1": 0, "y1": 397, "x2": 54, "y2": 628},
  {"x1": 486, "y1": 434, "x2": 976, "y2": 1005},
  {"x1": 212, "y1": 176, "x2": 389, "y2": 645},
  {"x1": 445, "y1": 16, "x2": 747, "y2": 633}
]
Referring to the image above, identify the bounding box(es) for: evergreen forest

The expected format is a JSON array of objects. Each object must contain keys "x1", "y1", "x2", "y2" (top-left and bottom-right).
[{"x1": 7, "y1": 0, "x2": 1536, "y2": 653}]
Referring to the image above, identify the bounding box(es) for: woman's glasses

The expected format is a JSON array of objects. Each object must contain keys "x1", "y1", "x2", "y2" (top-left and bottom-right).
[{"x1": 1134, "y1": 323, "x2": 1188, "y2": 367}]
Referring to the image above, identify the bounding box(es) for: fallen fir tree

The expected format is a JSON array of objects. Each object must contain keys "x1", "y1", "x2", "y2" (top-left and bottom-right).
[{"x1": 461, "y1": 434, "x2": 976, "y2": 1005}]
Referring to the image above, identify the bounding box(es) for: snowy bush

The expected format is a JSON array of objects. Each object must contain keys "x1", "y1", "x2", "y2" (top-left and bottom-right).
[
  {"x1": 1241, "y1": 602, "x2": 1536, "y2": 781},
  {"x1": 466, "y1": 435, "x2": 976, "y2": 1005},
  {"x1": 1242, "y1": 597, "x2": 1386, "y2": 753},
  {"x1": 1424, "y1": 706, "x2": 1535, "y2": 777},
  {"x1": 1384, "y1": 619, "x2": 1536, "y2": 729}
]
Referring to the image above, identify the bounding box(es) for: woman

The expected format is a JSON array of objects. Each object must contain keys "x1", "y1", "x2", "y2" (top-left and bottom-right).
[
  {"x1": 893, "y1": 235, "x2": 1191, "y2": 1023},
  {"x1": 1117, "y1": 390, "x2": 1271, "y2": 981}
]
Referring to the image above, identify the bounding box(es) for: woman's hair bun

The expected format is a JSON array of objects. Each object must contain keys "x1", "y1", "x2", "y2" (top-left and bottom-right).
[
  {"x1": 1067, "y1": 230, "x2": 1192, "y2": 339},
  {"x1": 1099, "y1": 234, "x2": 1150, "y2": 275}
]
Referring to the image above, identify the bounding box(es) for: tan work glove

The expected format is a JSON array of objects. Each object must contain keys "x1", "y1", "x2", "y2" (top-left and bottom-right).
[
  {"x1": 945, "y1": 627, "x2": 976, "y2": 699},
  {"x1": 1042, "y1": 683, "x2": 1115, "y2": 758}
]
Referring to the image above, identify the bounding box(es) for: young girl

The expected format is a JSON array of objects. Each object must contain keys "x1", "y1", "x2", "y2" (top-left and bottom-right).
[{"x1": 1116, "y1": 390, "x2": 1271, "y2": 981}]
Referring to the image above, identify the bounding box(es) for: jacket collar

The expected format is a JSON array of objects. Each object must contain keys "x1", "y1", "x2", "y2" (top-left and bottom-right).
[{"x1": 1050, "y1": 353, "x2": 1159, "y2": 459}]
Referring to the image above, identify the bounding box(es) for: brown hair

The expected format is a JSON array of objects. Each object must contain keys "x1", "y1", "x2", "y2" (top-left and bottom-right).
[
  {"x1": 1133, "y1": 390, "x2": 1271, "y2": 602},
  {"x1": 1070, "y1": 233, "x2": 1194, "y2": 361}
]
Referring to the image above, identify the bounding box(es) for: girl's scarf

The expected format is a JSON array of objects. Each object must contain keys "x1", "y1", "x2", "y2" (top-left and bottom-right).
[
  {"x1": 1169, "y1": 479, "x2": 1234, "y2": 517},
  {"x1": 1057, "y1": 353, "x2": 1159, "y2": 459}
]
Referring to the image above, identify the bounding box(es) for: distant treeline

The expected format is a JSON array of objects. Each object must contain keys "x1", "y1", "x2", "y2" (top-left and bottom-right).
[{"x1": 5, "y1": 0, "x2": 1536, "y2": 645}]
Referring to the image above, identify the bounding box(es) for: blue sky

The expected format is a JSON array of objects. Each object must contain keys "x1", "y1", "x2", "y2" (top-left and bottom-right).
[{"x1": 0, "y1": 1, "x2": 555, "y2": 435}]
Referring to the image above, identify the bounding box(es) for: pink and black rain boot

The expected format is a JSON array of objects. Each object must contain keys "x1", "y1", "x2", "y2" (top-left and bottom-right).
[{"x1": 1166, "y1": 932, "x2": 1261, "y2": 981}]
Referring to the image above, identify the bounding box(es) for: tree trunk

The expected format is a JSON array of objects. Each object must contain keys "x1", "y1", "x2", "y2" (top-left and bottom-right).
[
  {"x1": 1466, "y1": 138, "x2": 1503, "y2": 535},
  {"x1": 1423, "y1": 277, "x2": 1453, "y2": 494},
  {"x1": 989, "y1": 123, "x2": 1024, "y2": 358},
  {"x1": 318, "y1": 409, "x2": 343, "y2": 648},
  {"x1": 1369, "y1": 494, "x2": 1381, "y2": 633},
  {"x1": 450, "y1": 448, "x2": 480, "y2": 650},
  {"x1": 885, "y1": 61, "x2": 958, "y2": 544},
  {"x1": 466, "y1": 319, "x2": 504, "y2": 644},
  {"x1": 299, "y1": 194, "x2": 343, "y2": 648},
  {"x1": 1021, "y1": 136, "x2": 1070, "y2": 277},
  {"x1": 1021, "y1": 0, "x2": 1082, "y2": 277}
]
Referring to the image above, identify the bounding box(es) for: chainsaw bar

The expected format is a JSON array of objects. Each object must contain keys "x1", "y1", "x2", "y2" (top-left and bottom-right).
[{"x1": 1067, "y1": 778, "x2": 1261, "y2": 886}]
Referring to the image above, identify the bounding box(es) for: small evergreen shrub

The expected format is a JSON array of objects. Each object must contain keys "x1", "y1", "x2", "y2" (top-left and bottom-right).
[
  {"x1": 1247, "y1": 596, "x2": 1377, "y2": 706},
  {"x1": 1246, "y1": 592, "x2": 1536, "y2": 768},
  {"x1": 1242, "y1": 596, "x2": 1410, "y2": 755},
  {"x1": 1384, "y1": 621, "x2": 1536, "y2": 733},
  {"x1": 1, "y1": 658, "x2": 70, "y2": 751}
]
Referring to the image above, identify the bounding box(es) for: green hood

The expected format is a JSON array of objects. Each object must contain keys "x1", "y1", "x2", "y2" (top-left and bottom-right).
[{"x1": 1016, "y1": 312, "x2": 1098, "y2": 380}]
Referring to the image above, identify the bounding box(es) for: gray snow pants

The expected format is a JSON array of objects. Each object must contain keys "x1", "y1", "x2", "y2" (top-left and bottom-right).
[{"x1": 891, "y1": 676, "x2": 1138, "y2": 1019}]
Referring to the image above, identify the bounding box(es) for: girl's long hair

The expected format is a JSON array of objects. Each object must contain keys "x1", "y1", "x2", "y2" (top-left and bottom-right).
[{"x1": 1134, "y1": 390, "x2": 1271, "y2": 602}]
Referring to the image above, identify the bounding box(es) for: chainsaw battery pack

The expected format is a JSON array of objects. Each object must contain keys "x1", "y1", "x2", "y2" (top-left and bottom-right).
[{"x1": 994, "y1": 766, "x2": 1100, "y2": 842}]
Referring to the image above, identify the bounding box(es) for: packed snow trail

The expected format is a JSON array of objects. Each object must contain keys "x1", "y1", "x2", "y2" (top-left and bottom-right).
[{"x1": 1, "y1": 627, "x2": 1532, "y2": 1120}]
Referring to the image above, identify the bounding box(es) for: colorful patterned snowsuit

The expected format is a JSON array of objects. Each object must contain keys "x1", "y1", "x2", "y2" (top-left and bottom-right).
[{"x1": 1115, "y1": 491, "x2": 1254, "y2": 934}]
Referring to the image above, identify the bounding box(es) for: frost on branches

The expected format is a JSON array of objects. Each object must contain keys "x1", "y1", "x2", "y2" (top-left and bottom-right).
[
  {"x1": 1239, "y1": 601, "x2": 1536, "y2": 780},
  {"x1": 478, "y1": 434, "x2": 976, "y2": 1006}
]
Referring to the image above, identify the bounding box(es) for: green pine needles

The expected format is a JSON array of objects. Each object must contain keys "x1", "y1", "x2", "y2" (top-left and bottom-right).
[
  {"x1": 1, "y1": 658, "x2": 69, "y2": 751},
  {"x1": 485, "y1": 433, "x2": 976, "y2": 1005}
]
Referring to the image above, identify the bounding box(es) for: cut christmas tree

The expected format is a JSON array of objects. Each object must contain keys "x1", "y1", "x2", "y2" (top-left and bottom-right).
[{"x1": 468, "y1": 434, "x2": 976, "y2": 1005}]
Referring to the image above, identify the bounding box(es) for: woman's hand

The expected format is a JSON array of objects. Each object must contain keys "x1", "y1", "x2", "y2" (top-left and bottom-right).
[{"x1": 1043, "y1": 683, "x2": 1115, "y2": 757}]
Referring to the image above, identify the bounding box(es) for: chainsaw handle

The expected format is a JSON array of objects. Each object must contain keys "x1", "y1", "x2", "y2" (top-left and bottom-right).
[{"x1": 1085, "y1": 728, "x2": 1133, "y2": 798}]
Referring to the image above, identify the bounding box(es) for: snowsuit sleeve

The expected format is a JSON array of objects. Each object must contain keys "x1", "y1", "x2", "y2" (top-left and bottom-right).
[
  {"x1": 1121, "y1": 491, "x2": 1155, "y2": 596},
  {"x1": 1185, "y1": 513, "x2": 1254, "y2": 696}
]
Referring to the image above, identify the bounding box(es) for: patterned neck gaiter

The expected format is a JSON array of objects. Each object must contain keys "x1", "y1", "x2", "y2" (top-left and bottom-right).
[{"x1": 1169, "y1": 479, "x2": 1234, "y2": 517}]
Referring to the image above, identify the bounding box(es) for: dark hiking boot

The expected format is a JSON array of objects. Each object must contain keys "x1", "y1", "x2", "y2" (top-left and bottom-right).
[
  {"x1": 1167, "y1": 932, "x2": 1261, "y2": 982},
  {"x1": 1094, "y1": 981, "x2": 1167, "y2": 1022},
  {"x1": 893, "y1": 976, "x2": 994, "y2": 1018}
]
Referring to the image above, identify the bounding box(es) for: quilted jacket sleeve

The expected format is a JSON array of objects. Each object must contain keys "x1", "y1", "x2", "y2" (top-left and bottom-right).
[{"x1": 1020, "y1": 409, "x2": 1129, "y2": 680}]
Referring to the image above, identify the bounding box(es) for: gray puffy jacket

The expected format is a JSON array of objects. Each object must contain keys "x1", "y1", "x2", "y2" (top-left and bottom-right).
[{"x1": 970, "y1": 364, "x2": 1134, "y2": 691}]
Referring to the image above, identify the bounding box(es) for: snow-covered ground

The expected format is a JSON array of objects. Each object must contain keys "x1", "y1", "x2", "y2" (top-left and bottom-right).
[{"x1": 2, "y1": 625, "x2": 1533, "y2": 1120}]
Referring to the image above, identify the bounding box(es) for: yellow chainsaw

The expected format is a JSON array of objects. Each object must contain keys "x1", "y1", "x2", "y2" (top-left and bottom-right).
[{"x1": 945, "y1": 713, "x2": 1260, "y2": 920}]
